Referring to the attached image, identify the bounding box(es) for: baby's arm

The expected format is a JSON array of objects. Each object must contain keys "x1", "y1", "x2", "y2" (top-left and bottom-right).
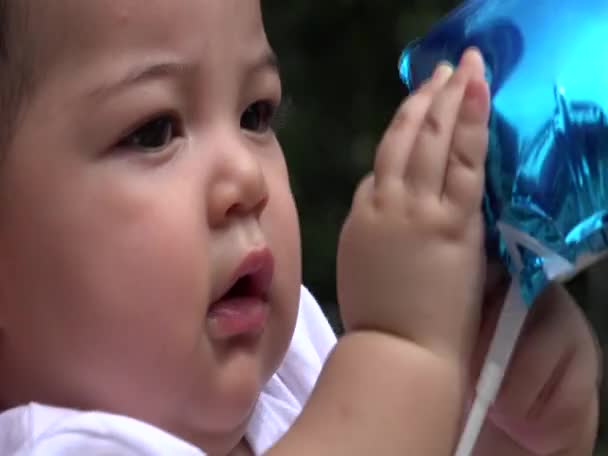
[
  {"x1": 271, "y1": 332, "x2": 466, "y2": 454},
  {"x1": 269, "y1": 49, "x2": 491, "y2": 455}
]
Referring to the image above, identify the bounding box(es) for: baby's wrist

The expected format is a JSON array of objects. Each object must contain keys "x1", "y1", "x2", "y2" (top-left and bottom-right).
[
  {"x1": 342, "y1": 321, "x2": 472, "y2": 372},
  {"x1": 339, "y1": 329, "x2": 468, "y2": 390}
]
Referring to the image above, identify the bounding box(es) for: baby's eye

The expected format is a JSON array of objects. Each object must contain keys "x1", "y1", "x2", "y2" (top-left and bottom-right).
[
  {"x1": 240, "y1": 101, "x2": 276, "y2": 134},
  {"x1": 118, "y1": 115, "x2": 182, "y2": 152}
]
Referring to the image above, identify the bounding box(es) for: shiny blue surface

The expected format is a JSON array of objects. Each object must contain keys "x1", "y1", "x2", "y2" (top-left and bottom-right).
[{"x1": 399, "y1": 0, "x2": 608, "y2": 304}]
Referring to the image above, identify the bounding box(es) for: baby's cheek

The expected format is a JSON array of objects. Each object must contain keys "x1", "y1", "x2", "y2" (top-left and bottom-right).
[
  {"x1": 262, "y1": 185, "x2": 301, "y2": 364},
  {"x1": 267, "y1": 174, "x2": 300, "y2": 283}
]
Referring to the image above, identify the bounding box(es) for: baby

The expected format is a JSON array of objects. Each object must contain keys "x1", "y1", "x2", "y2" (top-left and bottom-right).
[{"x1": 0, "y1": 1, "x2": 600, "y2": 455}]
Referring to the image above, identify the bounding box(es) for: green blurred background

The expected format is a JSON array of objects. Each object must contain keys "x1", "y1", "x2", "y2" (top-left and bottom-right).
[{"x1": 263, "y1": 1, "x2": 607, "y2": 453}]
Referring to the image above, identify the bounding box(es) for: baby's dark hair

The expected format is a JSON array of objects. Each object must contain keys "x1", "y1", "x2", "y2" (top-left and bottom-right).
[{"x1": 0, "y1": 0, "x2": 31, "y2": 150}]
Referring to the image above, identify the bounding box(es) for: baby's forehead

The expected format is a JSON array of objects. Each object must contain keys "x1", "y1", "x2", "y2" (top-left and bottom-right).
[{"x1": 28, "y1": 0, "x2": 269, "y2": 74}]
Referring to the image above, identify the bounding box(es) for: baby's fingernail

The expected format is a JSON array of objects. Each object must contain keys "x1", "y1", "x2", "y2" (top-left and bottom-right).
[
  {"x1": 433, "y1": 62, "x2": 454, "y2": 83},
  {"x1": 461, "y1": 47, "x2": 484, "y2": 68},
  {"x1": 463, "y1": 79, "x2": 490, "y2": 122}
]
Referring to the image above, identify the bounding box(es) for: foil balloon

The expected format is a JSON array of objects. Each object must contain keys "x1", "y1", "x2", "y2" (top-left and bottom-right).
[
  {"x1": 398, "y1": 1, "x2": 608, "y2": 454},
  {"x1": 400, "y1": 0, "x2": 608, "y2": 305}
]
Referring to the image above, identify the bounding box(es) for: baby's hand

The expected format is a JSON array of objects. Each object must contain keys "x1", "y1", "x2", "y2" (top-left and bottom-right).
[{"x1": 337, "y1": 49, "x2": 490, "y2": 364}]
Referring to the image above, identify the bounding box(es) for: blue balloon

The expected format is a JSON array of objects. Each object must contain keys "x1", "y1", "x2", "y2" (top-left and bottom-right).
[{"x1": 399, "y1": 0, "x2": 608, "y2": 305}]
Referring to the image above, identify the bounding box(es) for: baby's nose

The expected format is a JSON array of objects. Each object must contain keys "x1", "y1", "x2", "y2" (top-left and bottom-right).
[{"x1": 207, "y1": 138, "x2": 269, "y2": 227}]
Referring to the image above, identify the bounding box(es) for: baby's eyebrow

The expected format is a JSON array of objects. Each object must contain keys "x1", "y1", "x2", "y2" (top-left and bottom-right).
[
  {"x1": 86, "y1": 60, "x2": 194, "y2": 100},
  {"x1": 85, "y1": 50, "x2": 280, "y2": 101},
  {"x1": 241, "y1": 48, "x2": 282, "y2": 83}
]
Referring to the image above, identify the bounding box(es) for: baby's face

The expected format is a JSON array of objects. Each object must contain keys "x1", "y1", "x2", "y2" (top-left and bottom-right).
[{"x1": 0, "y1": 0, "x2": 301, "y2": 452}]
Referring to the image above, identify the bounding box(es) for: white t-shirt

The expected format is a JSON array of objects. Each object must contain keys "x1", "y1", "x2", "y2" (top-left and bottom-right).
[{"x1": 0, "y1": 286, "x2": 337, "y2": 455}]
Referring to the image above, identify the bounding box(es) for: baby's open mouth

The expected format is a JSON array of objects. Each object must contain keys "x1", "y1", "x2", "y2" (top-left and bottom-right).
[
  {"x1": 207, "y1": 248, "x2": 274, "y2": 340},
  {"x1": 221, "y1": 273, "x2": 264, "y2": 301}
]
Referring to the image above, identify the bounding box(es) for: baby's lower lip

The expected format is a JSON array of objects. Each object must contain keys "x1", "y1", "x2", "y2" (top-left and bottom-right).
[{"x1": 207, "y1": 297, "x2": 269, "y2": 340}]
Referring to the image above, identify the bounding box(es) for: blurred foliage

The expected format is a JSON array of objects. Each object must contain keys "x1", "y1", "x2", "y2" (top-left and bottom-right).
[{"x1": 264, "y1": 1, "x2": 607, "y2": 451}]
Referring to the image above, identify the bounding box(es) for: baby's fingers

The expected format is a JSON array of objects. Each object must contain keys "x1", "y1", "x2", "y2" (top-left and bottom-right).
[
  {"x1": 443, "y1": 52, "x2": 490, "y2": 215},
  {"x1": 404, "y1": 52, "x2": 474, "y2": 196},
  {"x1": 373, "y1": 64, "x2": 452, "y2": 193}
]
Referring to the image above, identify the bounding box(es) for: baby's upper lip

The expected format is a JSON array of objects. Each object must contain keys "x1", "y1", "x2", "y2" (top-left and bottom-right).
[{"x1": 211, "y1": 247, "x2": 275, "y2": 304}]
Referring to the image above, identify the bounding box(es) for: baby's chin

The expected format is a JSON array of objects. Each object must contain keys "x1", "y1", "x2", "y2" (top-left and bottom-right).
[
  {"x1": 179, "y1": 295, "x2": 296, "y2": 450},
  {"x1": 172, "y1": 415, "x2": 252, "y2": 456},
  {"x1": 172, "y1": 370, "x2": 266, "y2": 452}
]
